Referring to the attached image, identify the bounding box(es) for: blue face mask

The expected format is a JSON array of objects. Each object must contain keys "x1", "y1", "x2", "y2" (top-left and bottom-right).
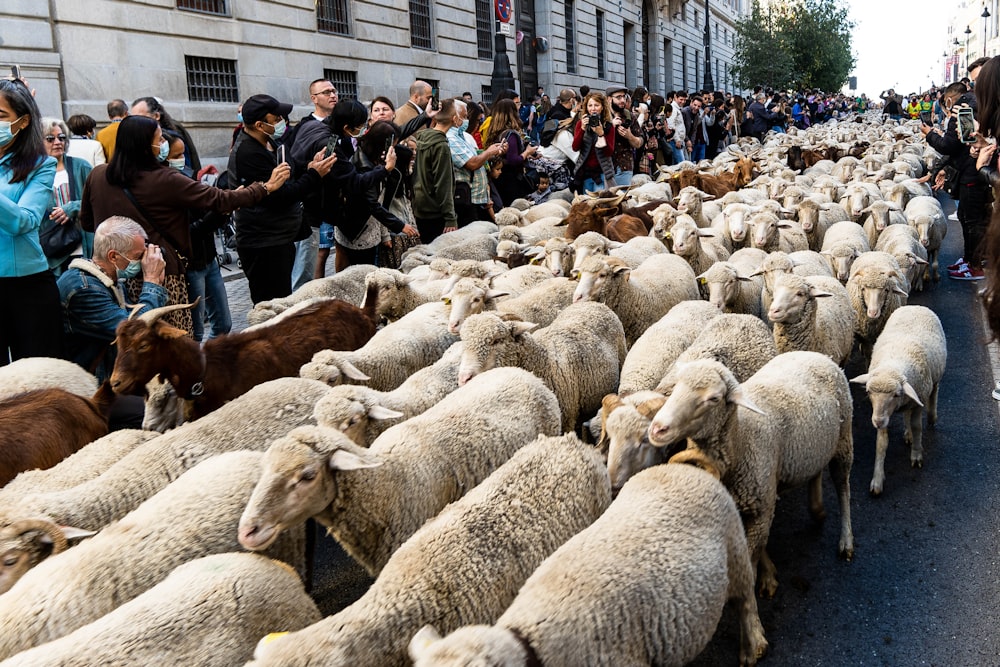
[
  {"x1": 117, "y1": 255, "x2": 142, "y2": 280},
  {"x1": 237, "y1": 112, "x2": 244, "y2": 123},
  {"x1": 0, "y1": 116, "x2": 25, "y2": 148},
  {"x1": 152, "y1": 140, "x2": 169, "y2": 162},
  {"x1": 458, "y1": 119, "x2": 470, "y2": 134}
]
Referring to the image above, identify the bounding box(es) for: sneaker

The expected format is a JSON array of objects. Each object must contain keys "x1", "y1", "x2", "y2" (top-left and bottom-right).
[
  {"x1": 993, "y1": 386, "x2": 1000, "y2": 401},
  {"x1": 947, "y1": 257, "x2": 967, "y2": 271},
  {"x1": 949, "y1": 267, "x2": 985, "y2": 280}
]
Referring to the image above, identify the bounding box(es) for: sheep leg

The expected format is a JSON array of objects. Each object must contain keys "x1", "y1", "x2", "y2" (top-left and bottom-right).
[
  {"x1": 807, "y1": 474, "x2": 826, "y2": 522},
  {"x1": 870, "y1": 427, "x2": 890, "y2": 496},
  {"x1": 727, "y1": 524, "x2": 769, "y2": 665},
  {"x1": 927, "y1": 382, "x2": 940, "y2": 426},
  {"x1": 829, "y1": 452, "x2": 855, "y2": 560},
  {"x1": 756, "y1": 548, "x2": 779, "y2": 599},
  {"x1": 909, "y1": 408, "x2": 924, "y2": 469}
]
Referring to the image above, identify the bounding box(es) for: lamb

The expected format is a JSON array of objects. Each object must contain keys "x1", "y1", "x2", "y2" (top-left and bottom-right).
[
  {"x1": 874, "y1": 223, "x2": 929, "y2": 293},
  {"x1": 533, "y1": 236, "x2": 575, "y2": 276},
  {"x1": 795, "y1": 197, "x2": 849, "y2": 251},
  {"x1": 0, "y1": 451, "x2": 307, "y2": 659},
  {"x1": 821, "y1": 219, "x2": 872, "y2": 281},
  {"x1": 238, "y1": 367, "x2": 562, "y2": 575},
  {"x1": 1, "y1": 553, "x2": 321, "y2": 667},
  {"x1": 710, "y1": 201, "x2": 754, "y2": 250},
  {"x1": 408, "y1": 461, "x2": 768, "y2": 667},
  {"x1": 747, "y1": 211, "x2": 809, "y2": 253},
  {"x1": 571, "y1": 253, "x2": 700, "y2": 346},
  {"x1": 0, "y1": 357, "x2": 96, "y2": 400},
  {"x1": 698, "y1": 247, "x2": 767, "y2": 316},
  {"x1": 668, "y1": 214, "x2": 731, "y2": 275},
  {"x1": 847, "y1": 251, "x2": 909, "y2": 360},
  {"x1": 903, "y1": 195, "x2": 947, "y2": 281},
  {"x1": 457, "y1": 303, "x2": 626, "y2": 432},
  {"x1": 0, "y1": 377, "x2": 331, "y2": 540},
  {"x1": 850, "y1": 305, "x2": 947, "y2": 495},
  {"x1": 768, "y1": 273, "x2": 855, "y2": 366},
  {"x1": 299, "y1": 300, "x2": 460, "y2": 390},
  {"x1": 311, "y1": 343, "x2": 463, "y2": 447},
  {"x1": 648, "y1": 352, "x2": 855, "y2": 597},
  {"x1": 246, "y1": 264, "x2": 376, "y2": 325},
  {"x1": 860, "y1": 200, "x2": 907, "y2": 249},
  {"x1": 247, "y1": 433, "x2": 611, "y2": 667}
]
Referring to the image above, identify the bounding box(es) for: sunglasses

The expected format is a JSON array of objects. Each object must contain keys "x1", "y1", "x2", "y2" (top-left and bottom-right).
[{"x1": 44, "y1": 134, "x2": 67, "y2": 143}]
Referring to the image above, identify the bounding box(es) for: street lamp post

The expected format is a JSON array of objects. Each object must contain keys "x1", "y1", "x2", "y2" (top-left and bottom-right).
[
  {"x1": 983, "y1": 6, "x2": 991, "y2": 59},
  {"x1": 703, "y1": 0, "x2": 714, "y2": 91},
  {"x1": 966, "y1": 25, "x2": 972, "y2": 70},
  {"x1": 954, "y1": 37, "x2": 961, "y2": 83}
]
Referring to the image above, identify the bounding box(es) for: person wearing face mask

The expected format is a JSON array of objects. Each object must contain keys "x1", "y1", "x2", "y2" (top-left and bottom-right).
[
  {"x1": 0, "y1": 78, "x2": 64, "y2": 362},
  {"x1": 38, "y1": 117, "x2": 92, "y2": 275},
  {"x1": 448, "y1": 99, "x2": 506, "y2": 226},
  {"x1": 80, "y1": 114, "x2": 289, "y2": 332},
  {"x1": 57, "y1": 216, "x2": 166, "y2": 381},
  {"x1": 227, "y1": 94, "x2": 336, "y2": 304}
]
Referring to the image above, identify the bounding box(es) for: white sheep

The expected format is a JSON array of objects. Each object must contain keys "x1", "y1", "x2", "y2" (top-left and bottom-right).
[
  {"x1": 748, "y1": 211, "x2": 809, "y2": 253},
  {"x1": 821, "y1": 219, "x2": 872, "y2": 282},
  {"x1": 571, "y1": 253, "x2": 700, "y2": 346},
  {"x1": 668, "y1": 214, "x2": 731, "y2": 275},
  {"x1": 840, "y1": 181, "x2": 883, "y2": 221},
  {"x1": 409, "y1": 461, "x2": 769, "y2": 667},
  {"x1": 903, "y1": 195, "x2": 947, "y2": 281},
  {"x1": 795, "y1": 197, "x2": 849, "y2": 251},
  {"x1": 698, "y1": 247, "x2": 767, "y2": 316},
  {"x1": 488, "y1": 263, "x2": 554, "y2": 296},
  {"x1": 521, "y1": 198, "x2": 571, "y2": 223},
  {"x1": 874, "y1": 224, "x2": 930, "y2": 293},
  {"x1": 710, "y1": 201, "x2": 754, "y2": 250},
  {"x1": 847, "y1": 251, "x2": 909, "y2": 360},
  {"x1": 850, "y1": 305, "x2": 947, "y2": 495},
  {"x1": 860, "y1": 200, "x2": 907, "y2": 249},
  {"x1": 675, "y1": 186, "x2": 721, "y2": 227},
  {"x1": 493, "y1": 276, "x2": 579, "y2": 328},
  {"x1": 0, "y1": 357, "x2": 97, "y2": 401},
  {"x1": 457, "y1": 302, "x2": 626, "y2": 432},
  {"x1": 0, "y1": 451, "x2": 306, "y2": 659},
  {"x1": 362, "y1": 268, "x2": 449, "y2": 321},
  {"x1": 648, "y1": 352, "x2": 855, "y2": 597},
  {"x1": 570, "y1": 232, "x2": 666, "y2": 271},
  {"x1": 299, "y1": 301, "x2": 459, "y2": 390},
  {"x1": 768, "y1": 273, "x2": 855, "y2": 366},
  {"x1": 1, "y1": 553, "x2": 321, "y2": 667},
  {"x1": 238, "y1": 367, "x2": 562, "y2": 576},
  {"x1": 247, "y1": 264, "x2": 376, "y2": 326},
  {"x1": 533, "y1": 236, "x2": 575, "y2": 277},
  {"x1": 247, "y1": 433, "x2": 611, "y2": 667}
]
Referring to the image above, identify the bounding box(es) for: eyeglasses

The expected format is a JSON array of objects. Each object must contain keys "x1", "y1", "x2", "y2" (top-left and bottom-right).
[
  {"x1": 312, "y1": 89, "x2": 337, "y2": 97},
  {"x1": 44, "y1": 134, "x2": 67, "y2": 143}
]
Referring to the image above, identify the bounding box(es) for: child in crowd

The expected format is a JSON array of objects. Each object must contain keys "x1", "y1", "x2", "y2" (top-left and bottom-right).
[
  {"x1": 487, "y1": 160, "x2": 505, "y2": 217},
  {"x1": 526, "y1": 173, "x2": 552, "y2": 204}
]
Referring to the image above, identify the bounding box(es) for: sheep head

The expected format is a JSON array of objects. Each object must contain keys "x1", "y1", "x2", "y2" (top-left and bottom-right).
[
  {"x1": 298, "y1": 350, "x2": 371, "y2": 387},
  {"x1": 603, "y1": 391, "x2": 670, "y2": 496},
  {"x1": 768, "y1": 273, "x2": 831, "y2": 324},
  {"x1": 699, "y1": 262, "x2": 752, "y2": 312},
  {"x1": 457, "y1": 313, "x2": 537, "y2": 386},
  {"x1": 0, "y1": 520, "x2": 94, "y2": 595},
  {"x1": 110, "y1": 302, "x2": 199, "y2": 396},
  {"x1": 408, "y1": 624, "x2": 525, "y2": 667},
  {"x1": 312, "y1": 388, "x2": 403, "y2": 446},
  {"x1": 571, "y1": 256, "x2": 629, "y2": 304},
  {"x1": 850, "y1": 370, "x2": 923, "y2": 430},
  {"x1": 443, "y1": 278, "x2": 505, "y2": 334}
]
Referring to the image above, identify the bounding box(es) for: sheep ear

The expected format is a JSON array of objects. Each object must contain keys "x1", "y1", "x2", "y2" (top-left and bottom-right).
[
  {"x1": 57, "y1": 526, "x2": 97, "y2": 541},
  {"x1": 891, "y1": 283, "x2": 909, "y2": 297},
  {"x1": 902, "y1": 381, "x2": 924, "y2": 406},
  {"x1": 696, "y1": 229, "x2": 716, "y2": 238},
  {"x1": 859, "y1": 205, "x2": 872, "y2": 214},
  {"x1": 328, "y1": 448, "x2": 383, "y2": 471},
  {"x1": 849, "y1": 373, "x2": 870, "y2": 385},
  {"x1": 509, "y1": 321, "x2": 539, "y2": 337},
  {"x1": 728, "y1": 386, "x2": 766, "y2": 415},
  {"x1": 747, "y1": 268, "x2": 764, "y2": 277},
  {"x1": 736, "y1": 274, "x2": 753, "y2": 282},
  {"x1": 809, "y1": 287, "x2": 834, "y2": 299},
  {"x1": 776, "y1": 221, "x2": 796, "y2": 229},
  {"x1": 367, "y1": 405, "x2": 405, "y2": 420},
  {"x1": 611, "y1": 264, "x2": 631, "y2": 275},
  {"x1": 570, "y1": 268, "x2": 581, "y2": 279},
  {"x1": 910, "y1": 253, "x2": 929, "y2": 265},
  {"x1": 408, "y1": 626, "x2": 442, "y2": 662},
  {"x1": 606, "y1": 240, "x2": 624, "y2": 249},
  {"x1": 397, "y1": 273, "x2": 417, "y2": 285},
  {"x1": 338, "y1": 359, "x2": 371, "y2": 382},
  {"x1": 819, "y1": 202, "x2": 836, "y2": 211},
  {"x1": 634, "y1": 395, "x2": 667, "y2": 420},
  {"x1": 485, "y1": 289, "x2": 510, "y2": 300}
]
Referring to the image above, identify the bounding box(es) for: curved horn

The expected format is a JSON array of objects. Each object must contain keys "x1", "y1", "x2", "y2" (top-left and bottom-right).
[
  {"x1": 634, "y1": 396, "x2": 667, "y2": 420},
  {"x1": 138, "y1": 298, "x2": 201, "y2": 325},
  {"x1": 5, "y1": 519, "x2": 68, "y2": 554},
  {"x1": 668, "y1": 449, "x2": 722, "y2": 480}
]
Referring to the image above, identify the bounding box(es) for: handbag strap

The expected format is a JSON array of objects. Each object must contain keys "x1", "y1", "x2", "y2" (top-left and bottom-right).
[{"x1": 122, "y1": 187, "x2": 186, "y2": 253}]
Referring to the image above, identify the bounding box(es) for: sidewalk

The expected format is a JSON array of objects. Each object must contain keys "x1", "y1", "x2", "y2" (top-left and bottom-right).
[{"x1": 221, "y1": 255, "x2": 335, "y2": 333}]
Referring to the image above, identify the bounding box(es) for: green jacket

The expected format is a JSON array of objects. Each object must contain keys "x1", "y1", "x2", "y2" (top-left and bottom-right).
[{"x1": 412, "y1": 127, "x2": 456, "y2": 226}]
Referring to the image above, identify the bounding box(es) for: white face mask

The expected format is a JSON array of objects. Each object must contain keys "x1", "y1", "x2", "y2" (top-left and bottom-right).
[{"x1": 167, "y1": 157, "x2": 186, "y2": 171}]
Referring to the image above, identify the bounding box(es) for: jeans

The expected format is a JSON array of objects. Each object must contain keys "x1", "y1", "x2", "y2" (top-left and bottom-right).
[
  {"x1": 290, "y1": 227, "x2": 319, "y2": 291},
  {"x1": 186, "y1": 260, "x2": 232, "y2": 342},
  {"x1": 670, "y1": 143, "x2": 686, "y2": 164},
  {"x1": 690, "y1": 143, "x2": 706, "y2": 162},
  {"x1": 613, "y1": 170, "x2": 633, "y2": 187},
  {"x1": 581, "y1": 175, "x2": 607, "y2": 193}
]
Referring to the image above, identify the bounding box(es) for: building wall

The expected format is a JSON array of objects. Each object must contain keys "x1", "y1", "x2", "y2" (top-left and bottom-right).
[{"x1": 1, "y1": 0, "x2": 744, "y2": 163}]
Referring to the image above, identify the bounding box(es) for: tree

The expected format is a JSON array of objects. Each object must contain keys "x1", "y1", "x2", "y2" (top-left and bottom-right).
[{"x1": 732, "y1": 0, "x2": 855, "y2": 92}]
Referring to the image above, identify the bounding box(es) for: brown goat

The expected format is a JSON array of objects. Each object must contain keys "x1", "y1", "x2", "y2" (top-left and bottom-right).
[
  {"x1": 0, "y1": 382, "x2": 114, "y2": 487},
  {"x1": 565, "y1": 195, "x2": 626, "y2": 240},
  {"x1": 109, "y1": 285, "x2": 379, "y2": 419},
  {"x1": 669, "y1": 155, "x2": 756, "y2": 199},
  {"x1": 605, "y1": 214, "x2": 650, "y2": 242}
]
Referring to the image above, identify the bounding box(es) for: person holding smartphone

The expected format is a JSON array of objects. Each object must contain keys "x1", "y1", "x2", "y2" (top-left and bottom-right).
[{"x1": 570, "y1": 91, "x2": 616, "y2": 193}]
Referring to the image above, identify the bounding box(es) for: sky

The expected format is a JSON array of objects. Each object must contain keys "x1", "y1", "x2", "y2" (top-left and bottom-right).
[{"x1": 842, "y1": 0, "x2": 958, "y2": 98}]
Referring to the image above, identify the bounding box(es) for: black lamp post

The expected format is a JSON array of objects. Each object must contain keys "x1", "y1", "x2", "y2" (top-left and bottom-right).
[
  {"x1": 953, "y1": 37, "x2": 961, "y2": 82},
  {"x1": 703, "y1": 0, "x2": 714, "y2": 91},
  {"x1": 983, "y1": 6, "x2": 991, "y2": 59},
  {"x1": 966, "y1": 25, "x2": 972, "y2": 69},
  {"x1": 490, "y1": 23, "x2": 516, "y2": 104}
]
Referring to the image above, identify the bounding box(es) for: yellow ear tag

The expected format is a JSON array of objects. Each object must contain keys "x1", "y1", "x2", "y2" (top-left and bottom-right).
[
  {"x1": 260, "y1": 632, "x2": 289, "y2": 646},
  {"x1": 698, "y1": 277, "x2": 707, "y2": 285}
]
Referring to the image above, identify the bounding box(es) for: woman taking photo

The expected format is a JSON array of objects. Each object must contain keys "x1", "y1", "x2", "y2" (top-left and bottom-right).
[
  {"x1": 39, "y1": 117, "x2": 92, "y2": 274},
  {"x1": 571, "y1": 91, "x2": 616, "y2": 192},
  {"x1": 483, "y1": 99, "x2": 536, "y2": 205},
  {"x1": 80, "y1": 114, "x2": 290, "y2": 331},
  {"x1": 0, "y1": 78, "x2": 63, "y2": 361}
]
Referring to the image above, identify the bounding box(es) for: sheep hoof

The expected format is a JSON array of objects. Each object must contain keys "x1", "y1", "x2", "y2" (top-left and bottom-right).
[
  {"x1": 911, "y1": 458, "x2": 923, "y2": 469},
  {"x1": 838, "y1": 544, "x2": 854, "y2": 561},
  {"x1": 756, "y1": 577, "x2": 778, "y2": 599},
  {"x1": 869, "y1": 481, "x2": 883, "y2": 497},
  {"x1": 740, "y1": 637, "x2": 769, "y2": 666}
]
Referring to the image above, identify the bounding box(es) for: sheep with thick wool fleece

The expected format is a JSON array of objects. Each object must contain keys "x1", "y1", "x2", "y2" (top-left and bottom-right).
[
  {"x1": 768, "y1": 273, "x2": 855, "y2": 367},
  {"x1": 516, "y1": 215, "x2": 572, "y2": 242},
  {"x1": 521, "y1": 198, "x2": 571, "y2": 223},
  {"x1": 487, "y1": 264, "x2": 554, "y2": 297},
  {"x1": 396, "y1": 233, "x2": 500, "y2": 275},
  {"x1": 748, "y1": 211, "x2": 809, "y2": 253},
  {"x1": 0, "y1": 378, "x2": 330, "y2": 538},
  {"x1": 874, "y1": 223, "x2": 929, "y2": 293},
  {"x1": 300, "y1": 301, "x2": 459, "y2": 390},
  {"x1": 1, "y1": 553, "x2": 320, "y2": 667},
  {"x1": 648, "y1": 353, "x2": 854, "y2": 597},
  {"x1": 903, "y1": 195, "x2": 947, "y2": 281},
  {"x1": 408, "y1": 461, "x2": 769, "y2": 667},
  {"x1": 795, "y1": 197, "x2": 850, "y2": 251},
  {"x1": 238, "y1": 367, "x2": 562, "y2": 576},
  {"x1": 492, "y1": 276, "x2": 578, "y2": 328},
  {"x1": 667, "y1": 215, "x2": 731, "y2": 276},
  {"x1": 569, "y1": 232, "x2": 667, "y2": 271},
  {"x1": 247, "y1": 433, "x2": 610, "y2": 667},
  {"x1": 362, "y1": 268, "x2": 452, "y2": 322},
  {"x1": 698, "y1": 247, "x2": 767, "y2": 316},
  {"x1": 571, "y1": 253, "x2": 700, "y2": 346},
  {"x1": 860, "y1": 200, "x2": 908, "y2": 249},
  {"x1": 457, "y1": 303, "x2": 625, "y2": 432},
  {"x1": 0, "y1": 357, "x2": 97, "y2": 401},
  {"x1": 851, "y1": 305, "x2": 946, "y2": 496},
  {"x1": 847, "y1": 251, "x2": 909, "y2": 360},
  {"x1": 312, "y1": 342, "x2": 463, "y2": 447},
  {"x1": 0, "y1": 451, "x2": 307, "y2": 660},
  {"x1": 246, "y1": 264, "x2": 376, "y2": 326},
  {"x1": 710, "y1": 201, "x2": 755, "y2": 251},
  {"x1": 821, "y1": 219, "x2": 871, "y2": 282},
  {"x1": 533, "y1": 236, "x2": 575, "y2": 277}
]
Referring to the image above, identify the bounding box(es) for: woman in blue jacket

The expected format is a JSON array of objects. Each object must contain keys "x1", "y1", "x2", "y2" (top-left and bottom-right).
[
  {"x1": 0, "y1": 78, "x2": 63, "y2": 361},
  {"x1": 40, "y1": 117, "x2": 92, "y2": 274}
]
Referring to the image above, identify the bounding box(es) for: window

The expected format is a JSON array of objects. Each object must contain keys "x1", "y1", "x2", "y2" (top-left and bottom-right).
[
  {"x1": 481, "y1": 85, "x2": 494, "y2": 106},
  {"x1": 317, "y1": 0, "x2": 351, "y2": 36},
  {"x1": 681, "y1": 44, "x2": 687, "y2": 92},
  {"x1": 476, "y1": 0, "x2": 493, "y2": 60},
  {"x1": 565, "y1": 0, "x2": 577, "y2": 73},
  {"x1": 596, "y1": 10, "x2": 606, "y2": 79},
  {"x1": 177, "y1": 0, "x2": 227, "y2": 15},
  {"x1": 409, "y1": 0, "x2": 433, "y2": 49},
  {"x1": 681, "y1": 3, "x2": 686, "y2": 21},
  {"x1": 695, "y1": 9, "x2": 699, "y2": 27},
  {"x1": 323, "y1": 69, "x2": 358, "y2": 100},
  {"x1": 184, "y1": 56, "x2": 238, "y2": 103}
]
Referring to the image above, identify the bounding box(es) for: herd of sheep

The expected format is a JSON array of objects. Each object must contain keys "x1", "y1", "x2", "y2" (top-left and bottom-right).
[{"x1": 0, "y1": 111, "x2": 954, "y2": 665}]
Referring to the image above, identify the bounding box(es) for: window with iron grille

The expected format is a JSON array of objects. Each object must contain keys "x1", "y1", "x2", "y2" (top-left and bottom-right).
[
  {"x1": 177, "y1": 0, "x2": 227, "y2": 16},
  {"x1": 481, "y1": 85, "x2": 493, "y2": 106},
  {"x1": 317, "y1": 0, "x2": 351, "y2": 35},
  {"x1": 565, "y1": 0, "x2": 577, "y2": 73},
  {"x1": 596, "y1": 10, "x2": 605, "y2": 79},
  {"x1": 184, "y1": 56, "x2": 238, "y2": 103},
  {"x1": 409, "y1": 0, "x2": 433, "y2": 49},
  {"x1": 476, "y1": 0, "x2": 493, "y2": 60},
  {"x1": 681, "y1": 44, "x2": 687, "y2": 92},
  {"x1": 323, "y1": 69, "x2": 358, "y2": 100}
]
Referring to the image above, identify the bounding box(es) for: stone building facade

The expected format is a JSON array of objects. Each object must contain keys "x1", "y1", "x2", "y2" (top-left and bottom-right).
[{"x1": 1, "y1": 0, "x2": 744, "y2": 162}]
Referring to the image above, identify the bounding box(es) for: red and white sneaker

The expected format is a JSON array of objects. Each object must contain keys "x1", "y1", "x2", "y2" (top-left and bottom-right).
[
  {"x1": 946, "y1": 257, "x2": 967, "y2": 271},
  {"x1": 948, "y1": 267, "x2": 985, "y2": 280}
]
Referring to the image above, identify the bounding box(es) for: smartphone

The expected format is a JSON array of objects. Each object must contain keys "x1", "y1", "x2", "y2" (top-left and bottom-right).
[
  {"x1": 324, "y1": 134, "x2": 340, "y2": 158},
  {"x1": 919, "y1": 110, "x2": 932, "y2": 125},
  {"x1": 10, "y1": 65, "x2": 20, "y2": 81},
  {"x1": 277, "y1": 145, "x2": 286, "y2": 164},
  {"x1": 957, "y1": 107, "x2": 976, "y2": 144},
  {"x1": 430, "y1": 87, "x2": 440, "y2": 111},
  {"x1": 384, "y1": 137, "x2": 393, "y2": 154}
]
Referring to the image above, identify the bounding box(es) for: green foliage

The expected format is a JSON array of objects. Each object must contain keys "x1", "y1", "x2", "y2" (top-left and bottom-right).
[{"x1": 732, "y1": 0, "x2": 856, "y2": 92}]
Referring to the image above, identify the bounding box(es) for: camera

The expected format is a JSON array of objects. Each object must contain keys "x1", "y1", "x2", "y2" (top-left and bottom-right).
[{"x1": 588, "y1": 113, "x2": 602, "y2": 129}]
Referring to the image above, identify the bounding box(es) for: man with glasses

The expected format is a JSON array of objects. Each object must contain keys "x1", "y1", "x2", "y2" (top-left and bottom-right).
[{"x1": 605, "y1": 86, "x2": 644, "y2": 186}]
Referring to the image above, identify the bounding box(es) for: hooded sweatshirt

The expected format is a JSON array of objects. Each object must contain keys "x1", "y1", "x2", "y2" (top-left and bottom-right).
[{"x1": 412, "y1": 127, "x2": 456, "y2": 226}]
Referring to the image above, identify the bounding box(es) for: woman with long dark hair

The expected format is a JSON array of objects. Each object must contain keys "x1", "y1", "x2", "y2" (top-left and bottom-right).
[
  {"x1": 80, "y1": 114, "x2": 289, "y2": 330},
  {"x1": 0, "y1": 78, "x2": 63, "y2": 361},
  {"x1": 483, "y1": 99, "x2": 536, "y2": 205},
  {"x1": 571, "y1": 91, "x2": 616, "y2": 192}
]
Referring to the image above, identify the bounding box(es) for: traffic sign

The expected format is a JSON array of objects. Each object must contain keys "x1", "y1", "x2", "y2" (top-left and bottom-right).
[{"x1": 496, "y1": 0, "x2": 512, "y2": 23}]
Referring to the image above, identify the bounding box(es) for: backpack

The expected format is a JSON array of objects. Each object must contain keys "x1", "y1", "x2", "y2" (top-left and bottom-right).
[
  {"x1": 519, "y1": 103, "x2": 532, "y2": 127},
  {"x1": 539, "y1": 118, "x2": 560, "y2": 147}
]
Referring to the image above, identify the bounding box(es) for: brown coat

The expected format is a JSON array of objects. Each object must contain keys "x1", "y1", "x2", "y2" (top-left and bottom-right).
[{"x1": 80, "y1": 164, "x2": 266, "y2": 275}]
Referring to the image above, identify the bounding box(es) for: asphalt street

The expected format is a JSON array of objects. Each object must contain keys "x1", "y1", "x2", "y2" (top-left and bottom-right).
[{"x1": 223, "y1": 202, "x2": 1000, "y2": 666}]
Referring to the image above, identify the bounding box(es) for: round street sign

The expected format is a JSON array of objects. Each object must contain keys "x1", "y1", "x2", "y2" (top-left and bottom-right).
[{"x1": 496, "y1": 0, "x2": 512, "y2": 22}]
